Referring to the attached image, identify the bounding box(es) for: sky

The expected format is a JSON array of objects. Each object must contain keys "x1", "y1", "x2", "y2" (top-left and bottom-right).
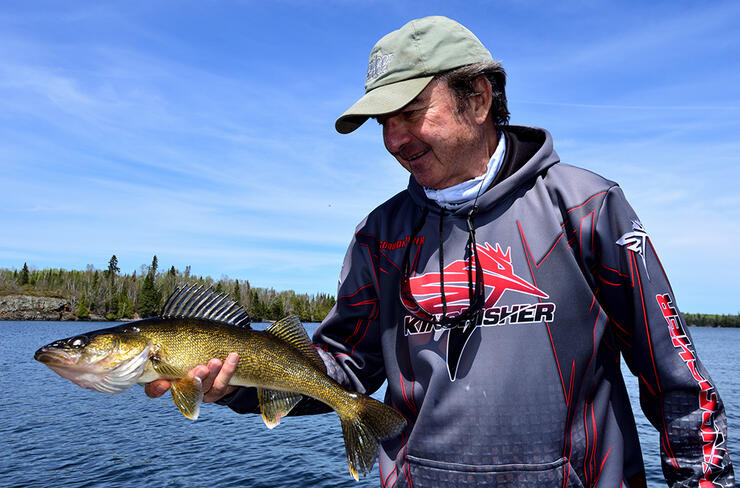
[{"x1": 1, "y1": 1, "x2": 739, "y2": 313}]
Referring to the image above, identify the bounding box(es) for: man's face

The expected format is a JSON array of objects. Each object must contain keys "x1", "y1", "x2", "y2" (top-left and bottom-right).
[{"x1": 378, "y1": 78, "x2": 489, "y2": 190}]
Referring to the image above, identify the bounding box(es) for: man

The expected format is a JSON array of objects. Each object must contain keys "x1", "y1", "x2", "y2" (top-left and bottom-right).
[{"x1": 148, "y1": 16, "x2": 733, "y2": 487}]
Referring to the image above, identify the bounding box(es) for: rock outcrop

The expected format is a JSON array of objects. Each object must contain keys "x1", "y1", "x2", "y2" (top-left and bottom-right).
[{"x1": 0, "y1": 295, "x2": 73, "y2": 321}]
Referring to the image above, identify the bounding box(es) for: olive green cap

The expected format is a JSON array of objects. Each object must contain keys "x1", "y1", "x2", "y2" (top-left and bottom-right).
[{"x1": 335, "y1": 16, "x2": 493, "y2": 134}]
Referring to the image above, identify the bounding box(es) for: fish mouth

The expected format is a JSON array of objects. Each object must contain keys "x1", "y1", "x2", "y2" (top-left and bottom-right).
[
  {"x1": 34, "y1": 344, "x2": 151, "y2": 394},
  {"x1": 34, "y1": 347, "x2": 79, "y2": 366}
]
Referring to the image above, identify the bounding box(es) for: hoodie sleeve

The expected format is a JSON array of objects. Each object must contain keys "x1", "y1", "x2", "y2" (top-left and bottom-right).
[
  {"x1": 218, "y1": 221, "x2": 386, "y2": 416},
  {"x1": 312, "y1": 225, "x2": 387, "y2": 397},
  {"x1": 593, "y1": 185, "x2": 734, "y2": 487}
]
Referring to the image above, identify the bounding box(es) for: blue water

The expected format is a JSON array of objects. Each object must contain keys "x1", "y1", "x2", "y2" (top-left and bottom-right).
[
  {"x1": 622, "y1": 326, "x2": 739, "y2": 486},
  {"x1": 1, "y1": 322, "x2": 737, "y2": 487}
]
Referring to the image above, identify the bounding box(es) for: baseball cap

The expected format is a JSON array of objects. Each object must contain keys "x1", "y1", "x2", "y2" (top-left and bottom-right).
[{"x1": 335, "y1": 16, "x2": 493, "y2": 134}]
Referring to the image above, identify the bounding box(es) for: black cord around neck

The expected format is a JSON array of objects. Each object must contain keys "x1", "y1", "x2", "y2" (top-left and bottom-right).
[{"x1": 438, "y1": 207, "x2": 447, "y2": 317}]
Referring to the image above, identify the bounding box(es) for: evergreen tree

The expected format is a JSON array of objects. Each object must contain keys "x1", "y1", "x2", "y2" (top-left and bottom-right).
[
  {"x1": 269, "y1": 298, "x2": 284, "y2": 319},
  {"x1": 20, "y1": 262, "x2": 30, "y2": 286},
  {"x1": 247, "y1": 289, "x2": 265, "y2": 320},
  {"x1": 137, "y1": 272, "x2": 161, "y2": 318},
  {"x1": 76, "y1": 293, "x2": 90, "y2": 319},
  {"x1": 233, "y1": 279, "x2": 241, "y2": 304},
  {"x1": 213, "y1": 281, "x2": 224, "y2": 295},
  {"x1": 137, "y1": 258, "x2": 162, "y2": 318},
  {"x1": 107, "y1": 255, "x2": 120, "y2": 277},
  {"x1": 117, "y1": 293, "x2": 134, "y2": 319},
  {"x1": 104, "y1": 294, "x2": 120, "y2": 319}
]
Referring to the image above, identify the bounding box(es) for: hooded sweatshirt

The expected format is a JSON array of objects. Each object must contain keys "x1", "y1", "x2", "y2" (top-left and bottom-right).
[
  {"x1": 221, "y1": 125, "x2": 733, "y2": 487},
  {"x1": 312, "y1": 125, "x2": 733, "y2": 487}
]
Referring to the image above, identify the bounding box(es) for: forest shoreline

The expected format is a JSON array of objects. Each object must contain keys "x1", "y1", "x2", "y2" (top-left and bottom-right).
[
  {"x1": 1, "y1": 291, "x2": 737, "y2": 327},
  {"x1": 1, "y1": 258, "x2": 336, "y2": 323}
]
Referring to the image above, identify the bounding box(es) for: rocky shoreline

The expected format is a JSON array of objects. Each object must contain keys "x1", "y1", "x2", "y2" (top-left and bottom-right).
[
  {"x1": 0, "y1": 294, "x2": 73, "y2": 321},
  {"x1": 0, "y1": 294, "x2": 119, "y2": 321}
]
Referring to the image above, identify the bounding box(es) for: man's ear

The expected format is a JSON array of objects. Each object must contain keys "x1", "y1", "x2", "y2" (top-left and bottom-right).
[{"x1": 468, "y1": 76, "x2": 493, "y2": 125}]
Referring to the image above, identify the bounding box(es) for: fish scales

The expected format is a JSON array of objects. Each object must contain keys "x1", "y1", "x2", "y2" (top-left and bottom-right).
[
  {"x1": 130, "y1": 318, "x2": 333, "y2": 399},
  {"x1": 34, "y1": 285, "x2": 406, "y2": 480}
]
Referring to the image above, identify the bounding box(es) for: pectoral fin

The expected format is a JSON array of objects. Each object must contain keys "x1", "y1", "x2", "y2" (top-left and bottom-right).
[
  {"x1": 257, "y1": 388, "x2": 302, "y2": 429},
  {"x1": 150, "y1": 355, "x2": 188, "y2": 378},
  {"x1": 171, "y1": 377, "x2": 204, "y2": 420}
]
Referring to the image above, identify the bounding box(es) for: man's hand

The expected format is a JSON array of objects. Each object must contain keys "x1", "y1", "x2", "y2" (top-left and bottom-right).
[{"x1": 144, "y1": 352, "x2": 240, "y2": 403}]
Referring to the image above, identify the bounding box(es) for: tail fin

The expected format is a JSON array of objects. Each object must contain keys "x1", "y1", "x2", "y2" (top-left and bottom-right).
[{"x1": 340, "y1": 395, "x2": 406, "y2": 480}]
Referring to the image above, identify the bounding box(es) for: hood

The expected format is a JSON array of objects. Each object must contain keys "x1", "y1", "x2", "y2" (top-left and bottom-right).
[{"x1": 406, "y1": 125, "x2": 560, "y2": 215}]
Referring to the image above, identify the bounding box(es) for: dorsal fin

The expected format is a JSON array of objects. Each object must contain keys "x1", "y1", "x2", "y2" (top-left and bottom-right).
[
  {"x1": 265, "y1": 315, "x2": 324, "y2": 370},
  {"x1": 160, "y1": 284, "x2": 251, "y2": 328}
]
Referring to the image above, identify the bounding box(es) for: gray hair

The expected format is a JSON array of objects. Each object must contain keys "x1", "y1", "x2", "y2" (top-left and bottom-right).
[{"x1": 437, "y1": 61, "x2": 510, "y2": 126}]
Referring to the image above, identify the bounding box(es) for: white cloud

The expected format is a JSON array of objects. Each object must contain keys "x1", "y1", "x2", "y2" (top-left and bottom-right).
[{"x1": 1, "y1": 2, "x2": 739, "y2": 310}]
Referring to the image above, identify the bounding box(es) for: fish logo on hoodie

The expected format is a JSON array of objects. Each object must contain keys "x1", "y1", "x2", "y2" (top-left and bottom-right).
[{"x1": 403, "y1": 242, "x2": 556, "y2": 380}]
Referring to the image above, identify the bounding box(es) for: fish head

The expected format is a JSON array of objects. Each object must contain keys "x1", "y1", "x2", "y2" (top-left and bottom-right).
[{"x1": 35, "y1": 327, "x2": 151, "y2": 394}]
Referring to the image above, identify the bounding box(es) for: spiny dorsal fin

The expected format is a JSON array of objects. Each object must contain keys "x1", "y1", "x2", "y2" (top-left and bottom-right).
[
  {"x1": 265, "y1": 315, "x2": 323, "y2": 370},
  {"x1": 160, "y1": 284, "x2": 251, "y2": 328}
]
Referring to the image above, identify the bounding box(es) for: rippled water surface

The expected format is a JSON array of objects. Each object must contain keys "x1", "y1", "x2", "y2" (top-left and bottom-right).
[
  {"x1": 622, "y1": 326, "x2": 739, "y2": 486},
  {"x1": 2, "y1": 322, "x2": 737, "y2": 487}
]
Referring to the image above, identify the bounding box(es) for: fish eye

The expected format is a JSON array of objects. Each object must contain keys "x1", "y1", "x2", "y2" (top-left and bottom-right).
[{"x1": 69, "y1": 336, "x2": 89, "y2": 348}]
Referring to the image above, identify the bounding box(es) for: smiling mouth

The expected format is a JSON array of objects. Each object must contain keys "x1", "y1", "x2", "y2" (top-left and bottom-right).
[{"x1": 401, "y1": 148, "x2": 430, "y2": 162}]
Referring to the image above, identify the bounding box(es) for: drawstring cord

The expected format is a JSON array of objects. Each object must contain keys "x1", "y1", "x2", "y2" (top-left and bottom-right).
[
  {"x1": 400, "y1": 193, "x2": 485, "y2": 327},
  {"x1": 466, "y1": 205, "x2": 479, "y2": 306},
  {"x1": 438, "y1": 208, "x2": 447, "y2": 317},
  {"x1": 438, "y1": 204, "x2": 479, "y2": 321}
]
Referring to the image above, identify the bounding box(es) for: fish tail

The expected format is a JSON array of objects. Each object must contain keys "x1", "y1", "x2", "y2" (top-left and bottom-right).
[{"x1": 339, "y1": 395, "x2": 406, "y2": 480}]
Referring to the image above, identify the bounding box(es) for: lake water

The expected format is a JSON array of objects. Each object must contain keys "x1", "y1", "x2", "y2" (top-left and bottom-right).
[{"x1": 1, "y1": 322, "x2": 737, "y2": 487}]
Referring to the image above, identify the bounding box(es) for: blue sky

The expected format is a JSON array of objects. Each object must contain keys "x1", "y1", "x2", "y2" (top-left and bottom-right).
[{"x1": 1, "y1": 1, "x2": 739, "y2": 313}]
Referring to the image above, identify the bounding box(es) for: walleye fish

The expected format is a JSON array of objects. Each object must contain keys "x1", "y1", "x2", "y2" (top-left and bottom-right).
[{"x1": 35, "y1": 285, "x2": 406, "y2": 479}]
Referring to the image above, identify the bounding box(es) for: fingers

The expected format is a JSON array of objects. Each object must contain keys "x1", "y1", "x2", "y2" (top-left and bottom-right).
[
  {"x1": 145, "y1": 379, "x2": 171, "y2": 398},
  {"x1": 146, "y1": 354, "x2": 239, "y2": 403},
  {"x1": 186, "y1": 353, "x2": 239, "y2": 403},
  {"x1": 203, "y1": 353, "x2": 239, "y2": 403}
]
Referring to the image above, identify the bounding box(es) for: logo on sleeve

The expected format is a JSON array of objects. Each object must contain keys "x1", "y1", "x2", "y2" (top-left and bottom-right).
[
  {"x1": 617, "y1": 219, "x2": 650, "y2": 278},
  {"x1": 656, "y1": 294, "x2": 725, "y2": 477}
]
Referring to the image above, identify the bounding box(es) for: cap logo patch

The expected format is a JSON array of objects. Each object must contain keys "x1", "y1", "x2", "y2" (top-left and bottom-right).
[{"x1": 366, "y1": 53, "x2": 394, "y2": 82}]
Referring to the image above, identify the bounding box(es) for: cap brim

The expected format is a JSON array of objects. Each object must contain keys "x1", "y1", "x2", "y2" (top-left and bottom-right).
[{"x1": 335, "y1": 76, "x2": 435, "y2": 134}]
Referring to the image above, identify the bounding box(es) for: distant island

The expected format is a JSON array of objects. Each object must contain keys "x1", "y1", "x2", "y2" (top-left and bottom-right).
[
  {"x1": 0, "y1": 257, "x2": 737, "y2": 327},
  {"x1": 682, "y1": 313, "x2": 740, "y2": 328},
  {"x1": 0, "y1": 256, "x2": 334, "y2": 323}
]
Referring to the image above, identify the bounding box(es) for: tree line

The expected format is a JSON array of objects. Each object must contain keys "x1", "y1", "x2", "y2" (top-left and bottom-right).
[
  {"x1": 2, "y1": 257, "x2": 336, "y2": 323},
  {"x1": 682, "y1": 313, "x2": 740, "y2": 328},
  {"x1": 3, "y1": 258, "x2": 738, "y2": 327}
]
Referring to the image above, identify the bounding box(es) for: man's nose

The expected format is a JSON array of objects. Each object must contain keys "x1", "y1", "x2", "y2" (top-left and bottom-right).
[{"x1": 383, "y1": 117, "x2": 411, "y2": 155}]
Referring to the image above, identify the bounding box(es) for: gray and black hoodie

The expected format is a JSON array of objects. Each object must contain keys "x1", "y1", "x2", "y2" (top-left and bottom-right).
[{"x1": 227, "y1": 126, "x2": 734, "y2": 487}]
